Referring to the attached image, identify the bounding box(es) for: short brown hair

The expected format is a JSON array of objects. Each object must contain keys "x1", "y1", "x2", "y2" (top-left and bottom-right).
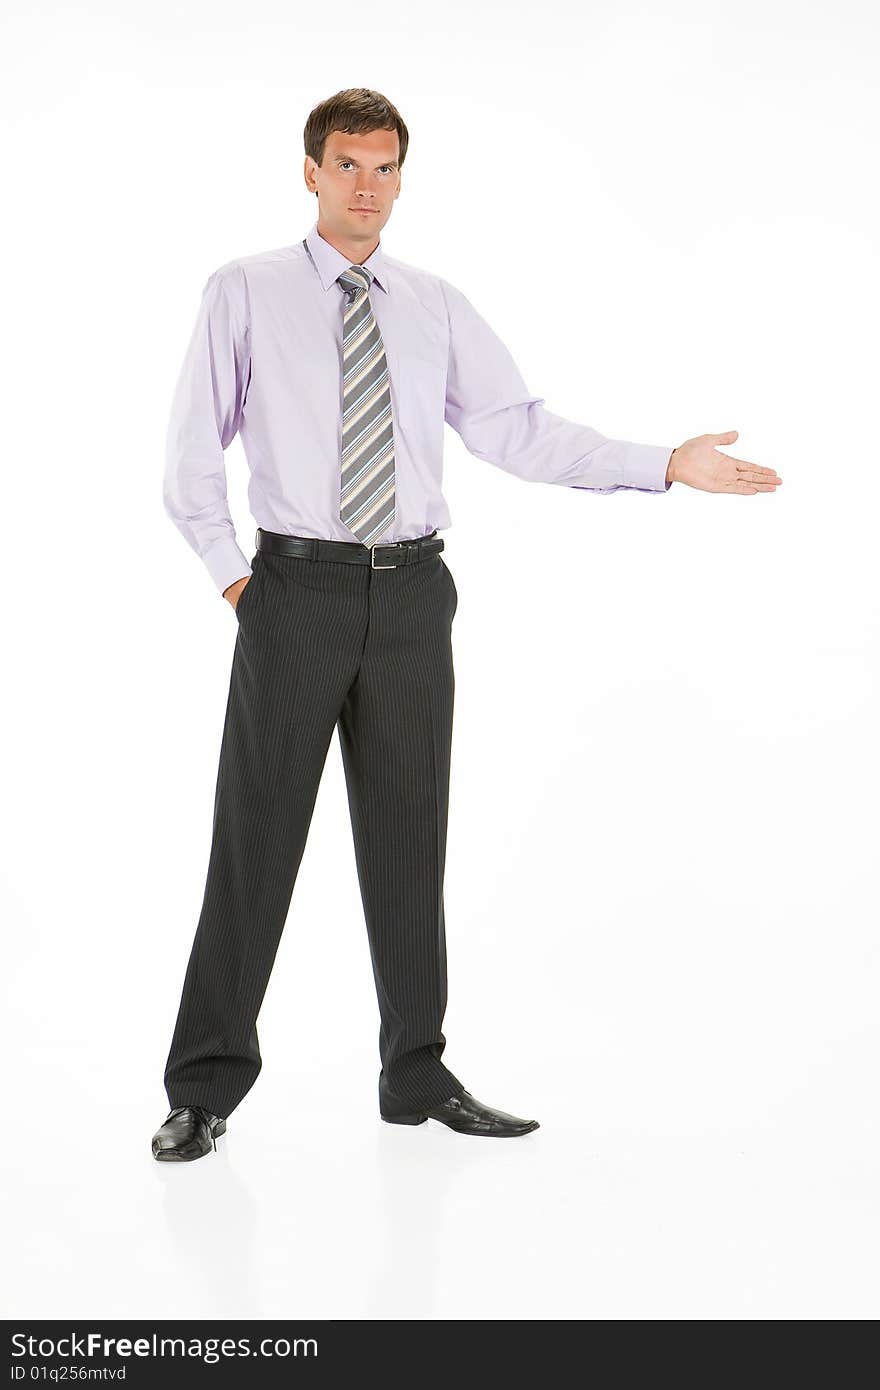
[{"x1": 303, "y1": 87, "x2": 409, "y2": 171}]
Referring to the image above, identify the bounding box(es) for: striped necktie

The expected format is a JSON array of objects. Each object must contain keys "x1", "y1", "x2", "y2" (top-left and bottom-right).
[{"x1": 336, "y1": 264, "x2": 396, "y2": 546}]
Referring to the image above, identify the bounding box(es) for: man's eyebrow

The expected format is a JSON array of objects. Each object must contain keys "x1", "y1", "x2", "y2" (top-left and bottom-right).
[{"x1": 334, "y1": 154, "x2": 399, "y2": 168}]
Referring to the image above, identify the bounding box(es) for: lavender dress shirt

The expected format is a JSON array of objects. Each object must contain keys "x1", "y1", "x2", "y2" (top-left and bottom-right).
[{"x1": 163, "y1": 220, "x2": 673, "y2": 596}]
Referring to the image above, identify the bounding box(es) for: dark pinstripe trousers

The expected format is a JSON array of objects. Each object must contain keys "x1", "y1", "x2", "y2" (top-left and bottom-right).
[{"x1": 162, "y1": 536, "x2": 466, "y2": 1120}]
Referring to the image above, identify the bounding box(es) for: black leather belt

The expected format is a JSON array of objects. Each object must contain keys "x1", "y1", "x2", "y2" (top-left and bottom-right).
[{"x1": 255, "y1": 527, "x2": 444, "y2": 569}]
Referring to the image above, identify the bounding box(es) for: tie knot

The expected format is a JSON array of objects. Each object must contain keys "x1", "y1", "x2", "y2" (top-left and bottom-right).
[{"x1": 338, "y1": 265, "x2": 373, "y2": 298}]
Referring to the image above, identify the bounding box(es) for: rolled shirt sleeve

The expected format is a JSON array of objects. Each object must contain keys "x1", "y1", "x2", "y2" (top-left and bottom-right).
[
  {"x1": 439, "y1": 277, "x2": 673, "y2": 494},
  {"x1": 163, "y1": 265, "x2": 254, "y2": 596}
]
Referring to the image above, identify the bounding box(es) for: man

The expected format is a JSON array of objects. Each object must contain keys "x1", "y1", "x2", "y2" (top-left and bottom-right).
[{"x1": 153, "y1": 87, "x2": 781, "y2": 1162}]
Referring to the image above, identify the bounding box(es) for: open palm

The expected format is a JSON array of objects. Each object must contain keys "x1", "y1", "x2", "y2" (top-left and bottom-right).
[{"x1": 669, "y1": 432, "x2": 782, "y2": 494}]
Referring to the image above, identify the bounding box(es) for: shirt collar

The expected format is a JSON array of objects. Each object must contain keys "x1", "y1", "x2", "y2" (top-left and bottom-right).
[{"x1": 304, "y1": 220, "x2": 389, "y2": 295}]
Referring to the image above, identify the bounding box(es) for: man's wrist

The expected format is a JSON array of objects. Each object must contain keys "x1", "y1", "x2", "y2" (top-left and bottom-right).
[
  {"x1": 666, "y1": 448, "x2": 678, "y2": 484},
  {"x1": 222, "y1": 574, "x2": 250, "y2": 604}
]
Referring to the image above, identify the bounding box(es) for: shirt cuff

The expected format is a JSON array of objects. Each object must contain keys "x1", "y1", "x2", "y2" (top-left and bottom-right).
[
  {"x1": 622, "y1": 443, "x2": 674, "y2": 491},
  {"x1": 202, "y1": 536, "x2": 253, "y2": 596}
]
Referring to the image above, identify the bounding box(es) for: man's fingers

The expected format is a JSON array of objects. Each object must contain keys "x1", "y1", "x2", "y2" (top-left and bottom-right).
[
  {"x1": 719, "y1": 453, "x2": 780, "y2": 478},
  {"x1": 730, "y1": 471, "x2": 781, "y2": 488},
  {"x1": 723, "y1": 478, "x2": 777, "y2": 493}
]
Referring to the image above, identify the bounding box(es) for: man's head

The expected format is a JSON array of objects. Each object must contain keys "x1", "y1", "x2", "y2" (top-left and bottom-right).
[{"x1": 303, "y1": 87, "x2": 408, "y2": 256}]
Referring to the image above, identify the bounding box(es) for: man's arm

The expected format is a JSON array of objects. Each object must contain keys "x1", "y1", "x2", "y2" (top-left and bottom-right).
[
  {"x1": 438, "y1": 276, "x2": 673, "y2": 494},
  {"x1": 163, "y1": 265, "x2": 254, "y2": 599}
]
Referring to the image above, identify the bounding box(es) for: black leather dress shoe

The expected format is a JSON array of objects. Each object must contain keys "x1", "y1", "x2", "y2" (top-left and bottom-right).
[
  {"x1": 379, "y1": 1072, "x2": 539, "y2": 1136},
  {"x1": 151, "y1": 1105, "x2": 226, "y2": 1161}
]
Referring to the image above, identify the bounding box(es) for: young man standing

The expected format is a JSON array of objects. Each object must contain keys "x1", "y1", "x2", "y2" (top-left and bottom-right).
[{"x1": 153, "y1": 88, "x2": 781, "y2": 1161}]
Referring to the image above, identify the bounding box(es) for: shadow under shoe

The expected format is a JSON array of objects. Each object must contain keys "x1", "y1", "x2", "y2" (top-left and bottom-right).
[
  {"x1": 379, "y1": 1072, "x2": 539, "y2": 1136},
  {"x1": 151, "y1": 1105, "x2": 227, "y2": 1162}
]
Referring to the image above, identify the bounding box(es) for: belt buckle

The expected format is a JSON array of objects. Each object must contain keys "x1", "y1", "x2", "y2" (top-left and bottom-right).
[{"x1": 371, "y1": 542, "x2": 399, "y2": 569}]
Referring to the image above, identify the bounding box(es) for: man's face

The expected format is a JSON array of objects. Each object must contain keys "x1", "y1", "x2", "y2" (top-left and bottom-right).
[{"x1": 305, "y1": 128, "x2": 401, "y2": 245}]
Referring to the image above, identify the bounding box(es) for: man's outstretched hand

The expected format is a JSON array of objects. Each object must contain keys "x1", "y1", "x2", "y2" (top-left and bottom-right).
[
  {"x1": 223, "y1": 575, "x2": 251, "y2": 609},
  {"x1": 666, "y1": 432, "x2": 781, "y2": 493}
]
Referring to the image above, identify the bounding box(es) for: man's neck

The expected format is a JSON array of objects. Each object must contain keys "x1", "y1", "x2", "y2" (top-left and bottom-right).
[{"x1": 316, "y1": 219, "x2": 379, "y2": 266}]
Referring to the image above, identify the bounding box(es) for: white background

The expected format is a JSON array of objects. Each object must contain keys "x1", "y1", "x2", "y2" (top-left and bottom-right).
[{"x1": 1, "y1": 0, "x2": 878, "y2": 1321}]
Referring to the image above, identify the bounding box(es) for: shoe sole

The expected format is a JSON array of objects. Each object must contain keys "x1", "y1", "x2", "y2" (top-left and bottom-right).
[{"x1": 381, "y1": 1113, "x2": 539, "y2": 1135}]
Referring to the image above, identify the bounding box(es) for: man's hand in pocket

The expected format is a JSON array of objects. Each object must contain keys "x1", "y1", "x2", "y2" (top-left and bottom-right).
[{"x1": 223, "y1": 574, "x2": 251, "y2": 610}]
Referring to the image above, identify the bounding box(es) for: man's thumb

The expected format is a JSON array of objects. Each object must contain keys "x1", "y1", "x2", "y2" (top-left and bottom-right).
[{"x1": 713, "y1": 430, "x2": 738, "y2": 444}]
